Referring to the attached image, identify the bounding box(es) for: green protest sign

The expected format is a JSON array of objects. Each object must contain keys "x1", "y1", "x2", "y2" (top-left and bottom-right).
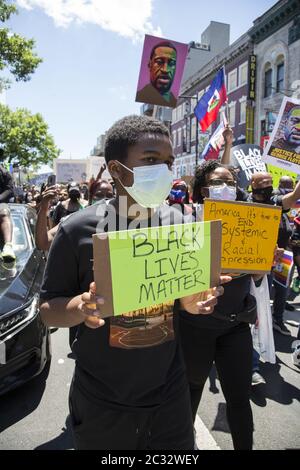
[
  {"x1": 93, "y1": 221, "x2": 221, "y2": 316},
  {"x1": 267, "y1": 163, "x2": 298, "y2": 188}
]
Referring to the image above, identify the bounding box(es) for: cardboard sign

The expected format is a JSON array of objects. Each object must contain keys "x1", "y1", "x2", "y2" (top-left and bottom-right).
[
  {"x1": 93, "y1": 221, "x2": 221, "y2": 317},
  {"x1": 135, "y1": 35, "x2": 188, "y2": 108},
  {"x1": 273, "y1": 250, "x2": 294, "y2": 288},
  {"x1": 230, "y1": 144, "x2": 266, "y2": 188},
  {"x1": 263, "y1": 97, "x2": 300, "y2": 173},
  {"x1": 204, "y1": 200, "x2": 281, "y2": 274}
]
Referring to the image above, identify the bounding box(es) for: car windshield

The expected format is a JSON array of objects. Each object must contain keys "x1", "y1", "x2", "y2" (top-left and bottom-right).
[{"x1": 11, "y1": 214, "x2": 30, "y2": 256}]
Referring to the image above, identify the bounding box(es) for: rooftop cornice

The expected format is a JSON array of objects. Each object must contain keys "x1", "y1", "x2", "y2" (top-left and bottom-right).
[{"x1": 249, "y1": 0, "x2": 300, "y2": 44}]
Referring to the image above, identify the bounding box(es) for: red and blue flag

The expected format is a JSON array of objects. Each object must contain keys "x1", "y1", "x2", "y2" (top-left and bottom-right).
[
  {"x1": 201, "y1": 114, "x2": 228, "y2": 161},
  {"x1": 194, "y1": 68, "x2": 227, "y2": 132}
]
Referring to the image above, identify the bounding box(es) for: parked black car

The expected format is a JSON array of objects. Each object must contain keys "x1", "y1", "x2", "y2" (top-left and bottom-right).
[{"x1": 0, "y1": 204, "x2": 51, "y2": 395}]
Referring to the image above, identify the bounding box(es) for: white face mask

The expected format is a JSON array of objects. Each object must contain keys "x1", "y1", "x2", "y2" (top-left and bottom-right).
[
  {"x1": 209, "y1": 184, "x2": 237, "y2": 201},
  {"x1": 117, "y1": 162, "x2": 173, "y2": 208}
]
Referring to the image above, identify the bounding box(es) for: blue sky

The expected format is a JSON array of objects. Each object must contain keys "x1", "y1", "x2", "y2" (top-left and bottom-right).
[{"x1": 5, "y1": 0, "x2": 276, "y2": 160}]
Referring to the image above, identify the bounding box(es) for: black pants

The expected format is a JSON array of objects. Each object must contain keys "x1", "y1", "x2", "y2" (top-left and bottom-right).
[
  {"x1": 179, "y1": 318, "x2": 253, "y2": 450},
  {"x1": 69, "y1": 381, "x2": 194, "y2": 450}
]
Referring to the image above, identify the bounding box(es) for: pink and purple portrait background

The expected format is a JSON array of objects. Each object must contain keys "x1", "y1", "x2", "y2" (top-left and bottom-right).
[{"x1": 136, "y1": 34, "x2": 188, "y2": 99}]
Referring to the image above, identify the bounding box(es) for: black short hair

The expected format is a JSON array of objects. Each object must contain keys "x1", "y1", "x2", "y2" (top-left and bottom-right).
[
  {"x1": 150, "y1": 42, "x2": 177, "y2": 60},
  {"x1": 192, "y1": 160, "x2": 237, "y2": 203},
  {"x1": 104, "y1": 115, "x2": 170, "y2": 164}
]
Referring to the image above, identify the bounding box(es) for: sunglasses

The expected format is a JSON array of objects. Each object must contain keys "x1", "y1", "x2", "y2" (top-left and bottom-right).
[{"x1": 207, "y1": 179, "x2": 236, "y2": 188}]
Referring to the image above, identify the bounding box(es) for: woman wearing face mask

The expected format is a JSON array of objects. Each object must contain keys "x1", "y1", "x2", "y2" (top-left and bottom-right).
[{"x1": 179, "y1": 160, "x2": 259, "y2": 450}]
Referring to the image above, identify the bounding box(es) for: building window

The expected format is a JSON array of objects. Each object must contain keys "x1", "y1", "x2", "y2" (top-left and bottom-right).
[
  {"x1": 191, "y1": 117, "x2": 196, "y2": 141},
  {"x1": 228, "y1": 69, "x2": 237, "y2": 92},
  {"x1": 264, "y1": 69, "x2": 272, "y2": 97},
  {"x1": 239, "y1": 62, "x2": 248, "y2": 86},
  {"x1": 172, "y1": 130, "x2": 176, "y2": 147},
  {"x1": 177, "y1": 128, "x2": 182, "y2": 147},
  {"x1": 229, "y1": 103, "x2": 236, "y2": 127},
  {"x1": 276, "y1": 63, "x2": 284, "y2": 92},
  {"x1": 239, "y1": 100, "x2": 246, "y2": 124},
  {"x1": 180, "y1": 103, "x2": 184, "y2": 120}
]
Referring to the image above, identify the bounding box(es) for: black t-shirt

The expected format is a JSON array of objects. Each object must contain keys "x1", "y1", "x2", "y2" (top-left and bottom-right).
[
  {"x1": 180, "y1": 274, "x2": 251, "y2": 329},
  {"x1": 40, "y1": 200, "x2": 186, "y2": 408}
]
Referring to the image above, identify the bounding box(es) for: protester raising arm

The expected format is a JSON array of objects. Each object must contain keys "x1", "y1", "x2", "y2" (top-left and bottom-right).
[
  {"x1": 95, "y1": 163, "x2": 107, "y2": 181},
  {"x1": 35, "y1": 186, "x2": 59, "y2": 251},
  {"x1": 281, "y1": 179, "x2": 300, "y2": 210},
  {"x1": 220, "y1": 125, "x2": 234, "y2": 165}
]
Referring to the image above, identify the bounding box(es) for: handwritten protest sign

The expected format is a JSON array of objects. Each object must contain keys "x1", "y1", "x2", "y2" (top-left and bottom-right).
[
  {"x1": 230, "y1": 144, "x2": 267, "y2": 188},
  {"x1": 263, "y1": 97, "x2": 300, "y2": 173},
  {"x1": 93, "y1": 221, "x2": 221, "y2": 316},
  {"x1": 204, "y1": 200, "x2": 281, "y2": 274}
]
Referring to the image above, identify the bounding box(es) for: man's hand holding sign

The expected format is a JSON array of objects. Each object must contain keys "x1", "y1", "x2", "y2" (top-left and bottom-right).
[{"x1": 80, "y1": 280, "x2": 231, "y2": 328}]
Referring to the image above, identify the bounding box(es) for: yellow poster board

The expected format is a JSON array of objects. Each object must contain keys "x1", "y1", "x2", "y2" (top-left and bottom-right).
[{"x1": 204, "y1": 200, "x2": 282, "y2": 274}]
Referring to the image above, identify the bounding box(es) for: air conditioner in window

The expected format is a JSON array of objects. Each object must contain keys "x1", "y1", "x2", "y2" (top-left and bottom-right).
[{"x1": 190, "y1": 42, "x2": 210, "y2": 51}]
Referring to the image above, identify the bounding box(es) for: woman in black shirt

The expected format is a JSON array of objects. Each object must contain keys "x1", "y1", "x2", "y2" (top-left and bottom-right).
[{"x1": 179, "y1": 160, "x2": 259, "y2": 450}]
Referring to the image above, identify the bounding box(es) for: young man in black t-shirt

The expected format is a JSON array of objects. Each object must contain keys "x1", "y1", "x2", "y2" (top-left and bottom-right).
[{"x1": 40, "y1": 115, "x2": 228, "y2": 450}]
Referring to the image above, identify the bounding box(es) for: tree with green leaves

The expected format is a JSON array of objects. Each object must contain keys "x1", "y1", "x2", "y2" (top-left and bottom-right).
[
  {"x1": 0, "y1": 0, "x2": 42, "y2": 90},
  {"x1": 0, "y1": 104, "x2": 60, "y2": 166},
  {"x1": 0, "y1": 2, "x2": 60, "y2": 168}
]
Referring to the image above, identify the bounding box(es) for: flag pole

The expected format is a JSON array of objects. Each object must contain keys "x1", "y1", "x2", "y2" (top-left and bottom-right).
[{"x1": 222, "y1": 64, "x2": 229, "y2": 125}]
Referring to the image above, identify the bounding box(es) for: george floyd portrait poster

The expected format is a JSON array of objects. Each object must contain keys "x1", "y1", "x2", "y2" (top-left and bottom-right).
[
  {"x1": 263, "y1": 97, "x2": 300, "y2": 173},
  {"x1": 135, "y1": 34, "x2": 188, "y2": 109}
]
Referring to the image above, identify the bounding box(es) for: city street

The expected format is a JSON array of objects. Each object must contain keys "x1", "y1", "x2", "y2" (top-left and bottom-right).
[
  {"x1": 197, "y1": 310, "x2": 300, "y2": 450},
  {"x1": 0, "y1": 309, "x2": 299, "y2": 451}
]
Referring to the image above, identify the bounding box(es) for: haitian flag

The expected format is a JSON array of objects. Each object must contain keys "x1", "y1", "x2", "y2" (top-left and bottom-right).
[
  {"x1": 194, "y1": 68, "x2": 227, "y2": 132},
  {"x1": 201, "y1": 114, "x2": 227, "y2": 161}
]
